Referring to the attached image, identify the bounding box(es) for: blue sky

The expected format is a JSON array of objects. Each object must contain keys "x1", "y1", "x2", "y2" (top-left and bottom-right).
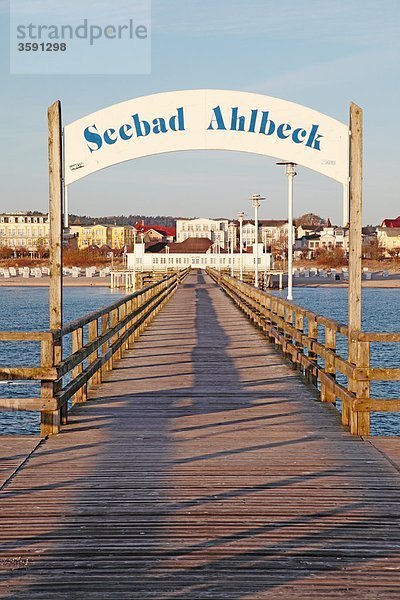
[{"x1": 0, "y1": 0, "x2": 399, "y2": 224}]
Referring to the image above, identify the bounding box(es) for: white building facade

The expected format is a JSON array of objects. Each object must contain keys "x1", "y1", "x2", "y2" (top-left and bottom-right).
[
  {"x1": 176, "y1": 218, "x2": 229, "y2": 248},
  {"x1": 127, "y1": 243, "x2": 273, "y2": 272},
  {"x1": 0, "y1": 212, "x2": 49, "y2": 251}
]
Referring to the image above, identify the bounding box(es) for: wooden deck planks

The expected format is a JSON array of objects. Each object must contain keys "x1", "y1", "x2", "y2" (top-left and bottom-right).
[
  {"x1": 0, "y1": 437, "x2": 43, "y2": 489},
  {"x1": 1, "y1": 271, "x2": 400, "y2": 598}
]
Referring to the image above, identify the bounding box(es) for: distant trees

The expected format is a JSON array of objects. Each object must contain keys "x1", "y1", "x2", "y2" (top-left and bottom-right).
[
  {"x1": 387, "y1": 247, "x2": 400, "y2": 259},
  {"x1": 68, "y1": 214, "x2": 180, "y2": 228},
  {"x1": 313, "y1": 247, "x2": 347, "y2": 267},
  {"x1": 295, "y1": 213, "x2": 328, "y2": 227},
  {"x1": 63, "y1": 247, "x2": 113, "y2": 267},
  {"x1": 362, "y1": 237, "x2": 385, "y2": 260},
  {"x1": 0, "y1": 246, "x2": 13, "y2": 259}
]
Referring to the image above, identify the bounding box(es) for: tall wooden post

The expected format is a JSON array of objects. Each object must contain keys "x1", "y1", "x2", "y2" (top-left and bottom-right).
[
  {"x1": 348, "y1": 102, "x2": 363, "y2": 350},
  {"x1": 347, "y1": 102, "x2": 367, "y2": 433},
  {"x1": 41, "y1": 101, "x2": 63, "y2": 435}
]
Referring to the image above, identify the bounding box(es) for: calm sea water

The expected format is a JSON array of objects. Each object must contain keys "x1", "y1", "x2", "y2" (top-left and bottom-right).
[
  {"x1": 0, "y1": 287, "x2": 125, "y2": 435},
  {"x1": 274, "y1": 287, "x2": 400, "y2": 436},
  {"x1": 1, "y1": 286, "x2": 399, "y2": 436}
]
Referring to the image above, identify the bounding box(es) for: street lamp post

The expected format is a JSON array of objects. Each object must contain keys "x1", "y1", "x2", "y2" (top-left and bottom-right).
[
  {"x1": 237, "y1": 211, "x2": 244, "y2": 281},
  {"x1": 133, "y1": 230, "x2": 137, "y2": 290},
  {"x1": 229, "y1": 222, "x2": 235, "y2": 277},
  {"x1": 263, "y1": 229, "x2": 267, "y2": 277},
  {"x1": 277, "y1": 162, "x2": 297, "y2": 301},
  {"x1": 250, "y1": 194, "x2": 265, "y2": 288},
  {"x1": 165, "y1": 245, "x2": 169, "y2": 273}
]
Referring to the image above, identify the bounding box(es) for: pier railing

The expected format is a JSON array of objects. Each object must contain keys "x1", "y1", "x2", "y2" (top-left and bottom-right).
[
  {"x1": 207, "y1": 268, "x2": 400, "y2": 436},
  {"x1": 0, "y1": 269, "x2": 190, "y2": 435}
]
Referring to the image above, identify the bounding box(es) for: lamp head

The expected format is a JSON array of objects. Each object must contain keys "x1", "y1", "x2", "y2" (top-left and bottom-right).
[{"x1": 276, "y1": 161, "x2": 297, "y2": 176}]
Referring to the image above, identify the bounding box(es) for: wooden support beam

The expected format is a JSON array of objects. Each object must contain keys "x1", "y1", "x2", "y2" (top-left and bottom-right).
[
  {"x1": 43, "y1": 100, "x2": 63, "y2": 435},
  {"x1": 48, "y1": 100, "x2": 63, "y2": 333},
  {"x1": 348, "y1": 102, "x2": 363, "y2": 362},
  {"x1": 72, "y1": 327, "x2": 86, "y2": 404},
  {"x1": 321, "y1": 325, "x2": 337, "y2": 403}
]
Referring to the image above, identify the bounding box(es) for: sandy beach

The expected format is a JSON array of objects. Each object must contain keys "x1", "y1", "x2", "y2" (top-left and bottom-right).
[
  {"x1": 1, "y1": 273, "x2": 400, "y2": 289},
  {"x1": 0, "y1": 277, "x2": 109, "y2": 287},
  {"x1": 294, "y1": 276, "x2": 400, "y2": 288}
]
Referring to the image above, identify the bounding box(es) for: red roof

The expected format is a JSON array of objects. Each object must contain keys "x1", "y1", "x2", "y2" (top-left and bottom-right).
[
  {"x1": 381, "y1": 217, "x2": 400, "y2": 228},
  {"x1": 134, "y1": 223, "x2": 176, "y2": 237}
]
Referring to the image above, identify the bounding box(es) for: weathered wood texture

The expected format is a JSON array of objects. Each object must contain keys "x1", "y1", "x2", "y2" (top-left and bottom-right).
[
  {"x1": 1, "y1": 272, "x2": 400, "y2": 598},
  {"x1": 208, "y1": 269, "x2": 400, "y2": 436},
  {"x1": 0, "y1": 438, "x2": 42, "y2": 489},
  {"x1": 348, "y1": 102, "x2": 363, "y2": 360},
  {"x1": 0, "y1": 271, "x2": 190, "y2": 431},
  {"x1": 48, "y1": 100, "x2": 63, "y2": 332}
]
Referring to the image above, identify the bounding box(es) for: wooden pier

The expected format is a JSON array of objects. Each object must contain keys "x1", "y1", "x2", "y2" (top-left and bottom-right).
[{"x1": 1, "y1": 271, "x2": 400, "y2": 598}]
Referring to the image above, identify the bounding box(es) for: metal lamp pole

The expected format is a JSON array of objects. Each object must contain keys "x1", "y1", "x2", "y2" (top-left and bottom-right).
[
  {"x1": 229, "y1": 222, "x2": 235, "y2": 277},
  {"x1": 238, "y1": 211, "x2": 244, "y2": 281},
  {"x1": 263, "y1": 229, "x2": 267, "y2": 277},
  {"x1": 133, "y1": 230, "x2": 137, "y2": 288},
  {"x1": 277, "y1": 162, "x2": 297, "y2": 301},
  {"x1": 250, "y1": 194, "x2": 265, "y2": 288}
]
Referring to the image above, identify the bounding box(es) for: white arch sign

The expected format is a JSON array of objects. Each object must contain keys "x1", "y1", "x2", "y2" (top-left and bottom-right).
[{"x1": 64, "y1": 89, "x2": 349, "y2": 186}]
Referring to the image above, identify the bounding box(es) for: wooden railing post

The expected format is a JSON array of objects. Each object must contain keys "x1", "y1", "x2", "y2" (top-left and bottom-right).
[
  {"x1": 306, "y1": 316, "x2": 318, "y2": 387},
  {"x1": 321, "y1": 325, "x2": 337, "y2": 403},
  {"x1": 109, "y1": 308, "x2": 118, "y2": 369},
  {"x1": 120, "y1": 303, "x2": 128, "y2": 353},
  {"x1": 72, "y1": 327, "x2": 86, "y2": 404},
  {"x1": 270, "y1": 297, "x2": 279, "y2": 346},
  {"x1": 88, "y1": 319, "x2": 99, "y2": 387},
  {"x1": 294, "y1": 310, "x2": 304, "y2": 372},
  {"x1": 40, "y1": 335, "x2": 61, "y2": 436},
  {"x1": 126, "y1": 299, "x2": 134, "y2": 349},
  {"x1": 349, "y1": 339, "x2": 370, "y2": 436},
  {"x1": 131, "y1": 297, "x2": 140, "y2": 345},
  {"x1": 284, "y1": 306, "x2": 293, "y2": 362},
  {"x1": 115, "y1": 307, "x2": 123, "y2": 361},
  {"x1": 263, "y1": 294, "x2": 271, "y2": 335},
  {"x1": 101, "y1": 313, "x2": 110, "y2": 380},
  {"x1": 276, "y1": 301, "x2": 285, "y2": 350}
]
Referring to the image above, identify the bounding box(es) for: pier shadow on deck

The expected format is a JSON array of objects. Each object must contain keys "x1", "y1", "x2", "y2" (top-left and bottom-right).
[{"x1": 1, "y1": 272, "x2": 400, "y2": 598}]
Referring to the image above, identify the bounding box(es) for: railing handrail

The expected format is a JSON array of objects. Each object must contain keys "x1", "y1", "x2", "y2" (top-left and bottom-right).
[
  {"x1": 61, "y1": 273, "x2": 177, "y2": 335},
  {"x1": 0, "y1": 331, "x2": 54, "y2": 341},
  {"x1": 207, "y1": 268, "x2": 400, "y2": 437},
  {"x1": 0, "y1": 268, "x2": 191, "y2": 434}
]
